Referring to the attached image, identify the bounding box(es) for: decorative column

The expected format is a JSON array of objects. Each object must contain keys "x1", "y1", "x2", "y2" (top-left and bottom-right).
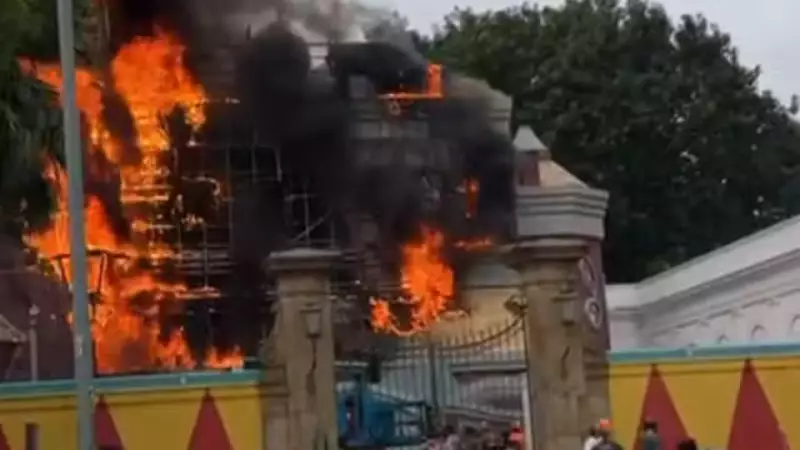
[
  {"x1": 505, "y1": 127, "x2": 609, "y2": 450},
  {"x1": 262, "y1": 248, "x2": 341, "y2": 450},
  {"x1": 506, "y1": 239, "x2": 589, "y2": 450}
]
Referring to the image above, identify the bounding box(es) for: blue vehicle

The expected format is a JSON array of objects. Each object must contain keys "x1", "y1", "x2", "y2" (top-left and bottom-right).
[{"x1": 337, "y1": 375, "x2": 432, "y2": 449}]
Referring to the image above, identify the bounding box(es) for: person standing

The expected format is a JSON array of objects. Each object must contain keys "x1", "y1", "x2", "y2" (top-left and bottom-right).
[
  {"x1": 639, "y1": 420, "x2": 661, "y2": 450},
  {"x1": 442, "y1": 425, "x2": 462, "y2": 450},
  {"x1": 593, "y1": 419, "x2": 623, "y2": 450},
  {"x1": 479, "y1": 422, "x2": 499, "y2": 449},
  {"x1": 462, "y1": 426, "x2": 481, "y2": 450},
  {"x1": 507, "y1": 421, "x2": 524, "y2": 450},
  {"x1": 583, "y1": 426, "x2": 601, "y2": 450}
]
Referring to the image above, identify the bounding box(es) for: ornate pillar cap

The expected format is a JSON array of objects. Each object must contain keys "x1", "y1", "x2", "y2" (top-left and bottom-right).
[
  {"x1": 511, "y1": 125, "x2": 609, "y2": 242},
  {"x1": 266, "y1": 248, "x2": 342, "y2": 274},
  {"x1": 515, "y1": 185, "x2": 609, "y2": 241},
  {"x1": 513, "y1": 126, "x2": 549, "y2": 155}
]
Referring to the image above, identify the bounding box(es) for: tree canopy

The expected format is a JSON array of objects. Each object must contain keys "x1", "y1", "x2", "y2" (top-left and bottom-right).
[
  {"x1": 425, "y1": 0, "x2": 800, "y2": 282},
  {"x1": 0, "y1": 0, "x2": 86, "y2": 237}
]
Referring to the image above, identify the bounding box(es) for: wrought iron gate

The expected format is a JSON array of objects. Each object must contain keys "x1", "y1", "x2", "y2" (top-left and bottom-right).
[{"x1": 334, "y1": 298, "x2": 531, "y2": 448}]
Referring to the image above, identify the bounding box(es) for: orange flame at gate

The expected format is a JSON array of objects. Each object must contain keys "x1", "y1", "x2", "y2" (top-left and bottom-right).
[
  {"x1": 370, "y1": 225, "x2": 455, "y2": 336},
  {"x1": 24, "y1": 28, "x2": 243, "y2": 373},
  {"x1": 370, "y1": 179, "x2": 495, "y2": 335}
]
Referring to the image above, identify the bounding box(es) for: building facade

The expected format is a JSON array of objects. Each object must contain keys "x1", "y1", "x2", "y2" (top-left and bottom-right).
[{"x1": 607, "y1": 214, "x2": 800, "y2": 349}]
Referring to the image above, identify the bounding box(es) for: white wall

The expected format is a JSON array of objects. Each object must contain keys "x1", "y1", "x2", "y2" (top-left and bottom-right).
[
  {"x1": 605, "y1": 284, "x2": 642, "y2": 349},
  {"x1": 606, "y1": 215, "x2": 800, "y2": 349},
  {"x1": 607, "y1": 273, "x2": 800, "y2": 349}
]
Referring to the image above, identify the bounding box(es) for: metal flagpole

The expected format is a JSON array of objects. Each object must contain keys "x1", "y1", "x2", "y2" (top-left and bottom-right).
[{"x1": 55, "y1": 0, "x2": 96, "y2": 449}]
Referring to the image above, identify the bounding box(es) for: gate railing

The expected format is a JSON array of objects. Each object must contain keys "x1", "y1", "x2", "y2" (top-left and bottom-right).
[{"x1": 336, "y1": 315, "x2": 529, "y2": 431}]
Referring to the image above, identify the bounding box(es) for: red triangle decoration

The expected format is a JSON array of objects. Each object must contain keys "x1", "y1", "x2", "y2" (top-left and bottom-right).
[
  {"x1": 0, "y1": 425, "x2": 11, "y2": 450},
  {"x1": 187, "y1": 391, "x2": 233, "y2": 450},
  {"x1": 635, "y1": 365, "x2": 688, "y2": 450},
  {"x1": 95, "y1": 395, "x2": 124, "y2": 449},
  {"x1": 727, "y1": 360, "x2": 787, "y2": 450}
]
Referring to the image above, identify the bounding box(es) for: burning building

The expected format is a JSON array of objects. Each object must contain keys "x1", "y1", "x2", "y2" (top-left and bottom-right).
[{"x1": 12, "y1": 0, "x2": 516, "y2": 378}]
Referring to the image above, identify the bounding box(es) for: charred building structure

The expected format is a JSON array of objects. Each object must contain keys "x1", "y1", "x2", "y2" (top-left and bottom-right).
[
  {"x1": 3, "y1": 8, "x2": 614, "y2": 448},
  {"x1": 53, "y1": 0, "x2": 515, "y2": 367},
  {"x1": 176, "y1": 35, "x2": 515, "y2": 357}
]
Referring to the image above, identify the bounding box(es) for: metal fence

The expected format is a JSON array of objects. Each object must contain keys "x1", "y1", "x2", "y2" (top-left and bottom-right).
[{"x1": 335, "y1": 311, "x2": 530, "y2": 433}]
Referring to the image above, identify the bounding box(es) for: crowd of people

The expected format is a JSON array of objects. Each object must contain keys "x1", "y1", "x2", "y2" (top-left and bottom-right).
[
  {"x1": 582, "y1": 418, "x2": 699, "y2": 450},
  {"x1": 427, "y1": 421, "x2": 525, "y2": 450},
  {"x1": 427, "y1": 418, "x2": 704, "y2": 450}
]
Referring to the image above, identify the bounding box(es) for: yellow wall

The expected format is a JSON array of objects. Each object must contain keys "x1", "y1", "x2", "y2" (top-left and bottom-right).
[
  {"x1": 609, "y1": 345, "x2": 800, "y2": 450},
  {"x1": 0, "y1": 373, "x2": 263, "y2": 450}
]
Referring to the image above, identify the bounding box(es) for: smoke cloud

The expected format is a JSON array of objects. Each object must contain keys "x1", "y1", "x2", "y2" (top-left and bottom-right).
[{"x1": 106, "y1": 0, "x2": 515, "y2": 266}]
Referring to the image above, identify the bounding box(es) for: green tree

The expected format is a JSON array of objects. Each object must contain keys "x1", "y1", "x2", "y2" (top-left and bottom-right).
[
  {"x1": 0, "y1": 0, "x2": 66, "y2": 237},
  {"x1": 427, "y1": 0, "x2": 800, "y2": 282},
  {"x1": 0, "y1": 0, "x2": 91, "y2": 239}
]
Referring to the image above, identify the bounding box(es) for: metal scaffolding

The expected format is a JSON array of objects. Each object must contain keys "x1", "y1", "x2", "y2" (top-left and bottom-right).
[{"x1": 163, "y1": 102, "x2": 341, "y2": 297}]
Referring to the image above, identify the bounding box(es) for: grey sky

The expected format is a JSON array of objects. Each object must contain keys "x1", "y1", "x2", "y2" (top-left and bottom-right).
[{"x1": 371, "y1": 0, "x2": 799, "y2": 105}]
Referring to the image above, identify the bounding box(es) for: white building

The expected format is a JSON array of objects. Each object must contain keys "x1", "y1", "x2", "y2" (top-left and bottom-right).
[{"x1": 607, "y1": 213, "x2": 800, "y2": 349}]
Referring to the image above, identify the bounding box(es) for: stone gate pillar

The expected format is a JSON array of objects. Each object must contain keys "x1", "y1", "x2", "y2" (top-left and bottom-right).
[
  {"x1": 506, "y1": 239, "x2": 590, "y2": 450},
  {"x1": 263, "y1": 248, "x2": 341, "y2": 450},
  {"x1": 505, "y1": 127, "x2": 609, "y2": 450}
]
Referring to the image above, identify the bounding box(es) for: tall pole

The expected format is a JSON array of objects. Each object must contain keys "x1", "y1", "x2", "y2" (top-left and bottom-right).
[
  {"x1": 56, "y1": 0, "x2": 96, "y2": 449},
  {"x1": 28, "y1": 304, "x2": 40, "y2": 381},
  {"x1": 426, "y1": 334, "x2": 440, "y2": 428},
  {"x1": 521, "y1": 375, "x2": 534, "y2": 450}
]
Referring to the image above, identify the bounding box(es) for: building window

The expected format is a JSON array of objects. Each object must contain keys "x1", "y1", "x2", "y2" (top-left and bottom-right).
[{"x1": 750, "y1": 325, "x2": 767, "y2": 342}]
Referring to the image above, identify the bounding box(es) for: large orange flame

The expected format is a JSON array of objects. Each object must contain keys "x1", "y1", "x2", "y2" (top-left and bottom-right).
[
  {"x1": 370, "y1": 225, "x2": 455, "y2": 336},
  {"x1": 24, "y1": 28, "x2": 243, "y2": 373},
  {"x1": 370, "y1": 179, "x2": 494, "y2": 335}
]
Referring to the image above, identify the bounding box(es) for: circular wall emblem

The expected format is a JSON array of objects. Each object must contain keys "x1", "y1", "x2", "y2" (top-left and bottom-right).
[
  {"x1": 578, "y1": 257, "x2": 604, "y2": 331},
  {"x1": 584, "y1": 297, "x2": 604, "y2": 331}
]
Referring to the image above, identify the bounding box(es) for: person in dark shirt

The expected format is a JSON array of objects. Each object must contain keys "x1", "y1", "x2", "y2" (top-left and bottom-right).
[
  {"x1": 593, "y1": 439, "x2": 624, "y2": 450},
  {"x1": 639, "y1": 420, "x2": 661, "y2": 450}
]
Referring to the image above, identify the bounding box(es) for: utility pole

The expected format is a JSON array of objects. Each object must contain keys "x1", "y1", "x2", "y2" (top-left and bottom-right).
[
  {"x1": 426, "y1": 333, "x2": 440, "y2": 428},
  {"x1": 28, "y1": 304, "x2": 40, "y2": 381},
  {"x1": 55, "y1": 0, "x2": 96, "y2": 449}
]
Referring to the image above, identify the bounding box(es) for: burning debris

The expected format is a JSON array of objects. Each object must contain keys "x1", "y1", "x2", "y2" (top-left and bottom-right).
[
  {"x1": 23, "y1": 28, "x2": 242, "y2": 374},
  {"x1": 233, "y1": 26, "x2": 515, "y2": 334},
  {"x1": 21, "y1": 0, "x2": 516, "y2": 374}
]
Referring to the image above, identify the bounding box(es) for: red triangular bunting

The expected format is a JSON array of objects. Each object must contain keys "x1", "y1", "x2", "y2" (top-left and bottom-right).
[
  {"x1": 0, "y1": 425, "x2": 10, "y2": 450},
  {"x1": 728, "y1": 360, "x2": 788, "y2": 450},
  {"x1": 635, "y1": 365, "x2": 688, "y2": 450},
  {"x1": 95, "y1": 396, "x2": 124, "y2": 449},
  {"x1": 187, "y1": 391, "x2": 233, "y2": 450}
]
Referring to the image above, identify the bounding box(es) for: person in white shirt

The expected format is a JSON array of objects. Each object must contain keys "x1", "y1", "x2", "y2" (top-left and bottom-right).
[
  {"x1": 442, "y1": 425, "x2": 461, "y2": 450},
  {"x1": 583, "y1": 425, "x2": 601, "y2": 450}
]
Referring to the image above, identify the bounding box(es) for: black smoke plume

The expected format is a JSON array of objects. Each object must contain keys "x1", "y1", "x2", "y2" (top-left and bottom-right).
[
  {"x1": 234, "y1": 29, "x2": 515, "y2": 246},
  {"x1": 105, "y1": 0, "x2": 515, "y2": 257},
  {"x1": 50, "y1": 0, "x2": 521, "y2": 361}
]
